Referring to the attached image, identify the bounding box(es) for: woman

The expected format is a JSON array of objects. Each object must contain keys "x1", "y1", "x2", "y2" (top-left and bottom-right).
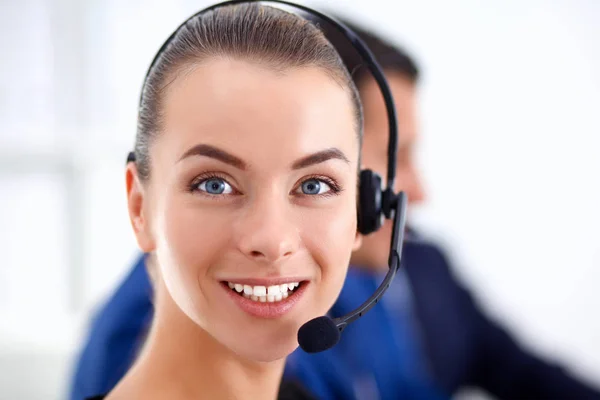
[{"x1": 95, "y1": 2, "x2": 364, "y2": 399}]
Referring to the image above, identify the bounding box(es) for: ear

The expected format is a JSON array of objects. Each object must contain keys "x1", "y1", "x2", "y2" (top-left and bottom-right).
[
  {"x1": 126, "y1": 163, "x2": 156, "y2": 252},
  {"x1": 352, "y1": 230, "x2": 363, "y2": 251}
]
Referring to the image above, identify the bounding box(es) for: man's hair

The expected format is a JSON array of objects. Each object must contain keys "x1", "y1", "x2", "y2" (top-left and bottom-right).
[{"x1": 315, "y1": 14, "x2": 420, "y2": 87}]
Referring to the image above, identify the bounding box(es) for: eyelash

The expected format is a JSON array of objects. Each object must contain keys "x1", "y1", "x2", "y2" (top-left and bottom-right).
[
  {"x1": 300, "y1": 174, "x2": 342, "y2": 198},
  {"x1": 188, "y1": 173, "x2": 343, "y2": 198},
  {"x1": 189, "y1": 172, "x2": 235, "y2": 196}
]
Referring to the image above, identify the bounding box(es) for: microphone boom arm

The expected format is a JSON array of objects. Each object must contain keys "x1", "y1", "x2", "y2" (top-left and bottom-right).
[{"x1": 333, "y1": 192, "x2": 408, "y2": 332}]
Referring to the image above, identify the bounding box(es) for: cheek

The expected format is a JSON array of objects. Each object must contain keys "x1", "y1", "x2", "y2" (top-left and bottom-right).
[
  {"x1": 303, "y1": 197, "x2": 357, "y2": 307},
  {"x1": 157, "y1": 194, "x2": 233, "y2": 290}
]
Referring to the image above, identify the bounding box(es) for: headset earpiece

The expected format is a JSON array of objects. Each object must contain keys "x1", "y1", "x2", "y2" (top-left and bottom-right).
[{"x1": 357, "y1": 169, "x2": 384, "y2": 235}]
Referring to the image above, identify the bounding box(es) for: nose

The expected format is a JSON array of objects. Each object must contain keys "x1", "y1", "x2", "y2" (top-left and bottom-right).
[{"x1": 235, "y1": 195, "x2": 300, "y2": 264}]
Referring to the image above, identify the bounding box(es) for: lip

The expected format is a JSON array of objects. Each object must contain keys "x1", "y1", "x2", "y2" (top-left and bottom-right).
[
  {"x1": 221, "y1": 280, "x2": 309, "y2": 319},
  {"x1": 219, "y1": 277, "x2": 309, "y2": 286}
]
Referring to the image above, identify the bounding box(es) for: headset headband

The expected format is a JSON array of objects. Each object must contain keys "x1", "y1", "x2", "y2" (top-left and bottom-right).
[{"x1": 135, "y1": 0, "x2": 399, "y2": 216}]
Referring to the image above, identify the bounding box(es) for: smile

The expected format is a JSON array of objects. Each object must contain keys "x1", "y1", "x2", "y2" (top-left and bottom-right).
[
  {"x1": 226, "y1": 281, "x2": 302, "y2": 303},
  {"x1": 220, "y1": 279, "x2": 309, "y2": 319}
]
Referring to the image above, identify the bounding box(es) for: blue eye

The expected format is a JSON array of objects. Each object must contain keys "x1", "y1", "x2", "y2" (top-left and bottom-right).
[
  {"x1": 197, "y1": 178, "x2": 233, "y2": 195},
  {"x1": 300, "y1": 179, "x2": 331, "y2": 195}
]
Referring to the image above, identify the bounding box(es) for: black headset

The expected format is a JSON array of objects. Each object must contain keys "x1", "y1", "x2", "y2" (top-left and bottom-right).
[{"x1": 128, "y1": 0, "x2": 408, "y2": 354}]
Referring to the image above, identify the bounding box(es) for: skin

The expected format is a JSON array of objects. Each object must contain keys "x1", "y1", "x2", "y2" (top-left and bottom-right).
[
  {"x1": 111, "y1": 58, "x2": 362, "y2": 399},
  {"x1": 351, "y1": 71, "x2": 427, "y2": 270}
]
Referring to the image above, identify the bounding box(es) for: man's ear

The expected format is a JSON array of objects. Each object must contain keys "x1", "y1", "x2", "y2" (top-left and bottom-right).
[
  {"x1": 126, "y1": 163, "x2": 156, "y2": 252},
  {"x1": 352, "y1": 230, "x2": 363, "y2": 251}
]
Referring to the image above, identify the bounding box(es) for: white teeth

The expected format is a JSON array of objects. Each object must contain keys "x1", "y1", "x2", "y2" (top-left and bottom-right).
[
  {"x1": 253, "y1": 286, "x2": 266, "y2": 296},
  {"x1": 267, "y1": 285, "x2": 281, "y2": 295},
  {"x1": 226, "y1": 281, "x2": 302, "y2": 303}
]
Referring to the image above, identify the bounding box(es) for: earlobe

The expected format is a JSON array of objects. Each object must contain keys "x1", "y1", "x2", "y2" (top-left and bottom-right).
[{"x1": 126, "y1": 163, "x2": 156, "y2": 252}]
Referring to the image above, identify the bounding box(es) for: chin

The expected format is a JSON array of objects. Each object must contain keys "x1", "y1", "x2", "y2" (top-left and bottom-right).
[
  {"x1": 233, "y1": 333, "x2": 298, "y2": 363},
  {"x1": 212, "y1": 319, "x2": 300, "y2": 363},
  {"x1": 247, "y1": 345, "x2": 297, "y2": 363}
]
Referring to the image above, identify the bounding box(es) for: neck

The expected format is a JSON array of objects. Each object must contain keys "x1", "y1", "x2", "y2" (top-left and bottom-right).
[{"x1": 111, "y1": 280, "x2": 285, "y2": 400}]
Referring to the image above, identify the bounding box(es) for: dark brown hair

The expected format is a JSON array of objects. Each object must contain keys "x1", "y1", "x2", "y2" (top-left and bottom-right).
[
  {"x1": 134, "y1": 3, "x2": 363, "y2": 181},
  {"x1": 308, "y1": 13, "x2": 420, "y2": 90},
  {"x1": 335, "y1": 18, "x2": 419, "y2": 86}
]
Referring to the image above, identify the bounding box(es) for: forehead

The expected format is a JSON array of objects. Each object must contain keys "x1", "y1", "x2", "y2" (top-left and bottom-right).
[{"x1": 157, "y1": 58, "x2": 359, "y2": 168}]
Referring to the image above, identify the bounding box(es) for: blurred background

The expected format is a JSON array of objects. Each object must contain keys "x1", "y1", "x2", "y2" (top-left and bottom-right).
[{"x1": 1, "y1": 0, "x2": 599, "y2": 398}]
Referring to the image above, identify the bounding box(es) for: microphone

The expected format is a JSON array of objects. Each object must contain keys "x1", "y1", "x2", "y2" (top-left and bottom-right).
[{"x1": 298, "y1": 192, "x2": 407, "y2": 353}]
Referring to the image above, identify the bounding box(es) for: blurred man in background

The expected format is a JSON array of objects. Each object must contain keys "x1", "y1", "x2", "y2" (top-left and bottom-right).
[{"x1": 69, "y1": 13, "x2": 600, "y2": 400}]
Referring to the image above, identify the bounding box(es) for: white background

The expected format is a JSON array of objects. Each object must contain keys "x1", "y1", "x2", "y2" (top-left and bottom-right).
[{"x1": 0, "y1": 0, "x2": 598, "y2": 399}]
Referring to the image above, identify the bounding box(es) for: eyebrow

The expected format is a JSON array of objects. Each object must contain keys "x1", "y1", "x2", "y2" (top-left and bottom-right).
[
  {"x1": 179, "y1": 144, "x2": 349, "y2": 170},
  {"x1": 291, "y1": 148, "x2": 350, "y2": 170},
  {"x1": 179, "y1": 144, "x2": 247, "y2": 170}
]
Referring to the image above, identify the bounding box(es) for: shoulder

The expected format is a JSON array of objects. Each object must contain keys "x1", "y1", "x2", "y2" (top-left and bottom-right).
[
  {"x1": 93, "y1": 254, "x2": 153, "y2": 329},
  {"x1": 402, "y1": 228, "x2": 453, "y2": 273},
  {"x1": 401, "y1": 229, "x2": 473, "y2": 299}
]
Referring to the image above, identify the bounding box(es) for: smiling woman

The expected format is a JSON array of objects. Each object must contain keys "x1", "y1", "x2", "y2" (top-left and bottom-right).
[{"x1": 102, "y1": 2, "x2": 364, "y2": 400}]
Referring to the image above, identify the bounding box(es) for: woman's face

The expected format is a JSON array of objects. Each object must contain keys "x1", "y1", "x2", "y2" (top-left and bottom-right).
[{"x1": 129, "y1": 58, "x2": 361, "y2": 362}]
